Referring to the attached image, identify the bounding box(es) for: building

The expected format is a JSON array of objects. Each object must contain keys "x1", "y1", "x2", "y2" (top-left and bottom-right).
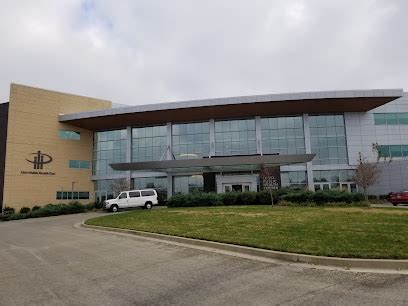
[{"x1": 0, "y1": 83, "x2": 407, "y2": 211}]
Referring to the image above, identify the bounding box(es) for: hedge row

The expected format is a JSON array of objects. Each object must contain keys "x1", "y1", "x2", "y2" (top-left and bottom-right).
[
  {"x1": 167, "y1": 189, "x2": 365, "y2": 208},
  {"x1": 281, "y1": 190, "x2": 364, "y2": 204},
  {"x1": 0, "y1": 202, "x2": 97, "y2": 221}
]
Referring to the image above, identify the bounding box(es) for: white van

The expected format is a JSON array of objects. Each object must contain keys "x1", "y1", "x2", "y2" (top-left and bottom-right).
[{"x1": 104, "y1": 189, "x2": 158, "y2": 212}]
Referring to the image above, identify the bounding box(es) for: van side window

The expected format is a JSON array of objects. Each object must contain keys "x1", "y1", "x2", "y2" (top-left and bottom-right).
[
  {"x1": 141, "y1": 190, "x2": 155, "y2": 196},
  {"x1": 129, "y1": 191, "x2": 140, "y2": 198},
  {"x1": 119, "y1": 193, "x2": 127, "y2": 199}
]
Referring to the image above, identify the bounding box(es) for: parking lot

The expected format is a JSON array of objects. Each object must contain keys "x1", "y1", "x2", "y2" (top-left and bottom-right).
[{"x1": 0, "y1": 212, "x2": 407, "y2": 305}]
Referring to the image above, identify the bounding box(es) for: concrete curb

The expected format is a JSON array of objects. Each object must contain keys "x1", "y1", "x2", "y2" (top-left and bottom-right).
[{"x1": 81, "y1": 221, "x2": 408, "y2": 272}]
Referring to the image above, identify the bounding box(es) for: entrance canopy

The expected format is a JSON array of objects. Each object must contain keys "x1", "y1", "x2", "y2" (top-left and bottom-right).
[{"x1": 110, "y1": 154, "x2": 315, "y2": 173}]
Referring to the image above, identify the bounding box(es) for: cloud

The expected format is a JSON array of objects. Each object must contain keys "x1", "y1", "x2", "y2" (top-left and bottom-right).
[{"x1": 0, "y1": 0, "x2": 407, "y2": 105}]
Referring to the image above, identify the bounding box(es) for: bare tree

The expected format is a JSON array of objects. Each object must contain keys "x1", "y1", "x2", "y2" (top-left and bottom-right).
[
  {"x1": 110, "y1": 178, "x2": 131, "y2": 196},
  {"x1": 259, "y1": 167, "x2": 280, "y2": 205},
  {"x1": 354, "y1": 153, "x2": 380, "y2": 200}
]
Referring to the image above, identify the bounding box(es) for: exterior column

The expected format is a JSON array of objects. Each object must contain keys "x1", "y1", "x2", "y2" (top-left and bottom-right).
[
  {"x1": 126, "y1": 126, "x2": 132, "y2": 186},
  {"x1": 255, "y1": 116, "x2": 262, "y2": 155},
  {"x1": 209, "y1": 119, "x2": 215, "y2": 157},
  {"x1": 166, "y1": 122, "x2": 172, "y2": 160},
  {"x1": 303, "y1": 114, "x2": 314, "y2": 191},
  {"x1": 167, "y1": 175, "x2": 173, "y2": 197}
]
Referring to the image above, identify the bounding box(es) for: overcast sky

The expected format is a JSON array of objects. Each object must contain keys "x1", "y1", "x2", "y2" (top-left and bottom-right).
[{"x1": 0, "y1": 0, "x2": 407, "y2": 106}]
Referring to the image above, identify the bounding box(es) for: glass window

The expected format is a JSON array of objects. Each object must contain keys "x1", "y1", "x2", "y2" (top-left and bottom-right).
[
  {"x1": 281, "y1": 171, "x2": 307, "y2": 188},
  {"x1": 119, "y1": 192, "x2": 127, "y2": 199},
  {"x1": 261, "y1": 116, "x2": 305, "y2": 155},
  {"x1": 56, "y1": 191, "x2": 89, "y2": 200},
  {"x1": 385, "y1": 113, "x2": 398, "y2": 125},
  {"x1": 93, "y1": 129, "x2": 127, "y2": 175},
  {"x1": 310, "y1": 114, "x2": 348, "y2": 165},
  {"x1": 398, "y1": 113, "x2": 408, "y2": 124},
  {"x1": 390, "y1": 145, "x2": 403, "y2": 157},
  {"x1": 313, "y1": 170, "x2": 355, "y2": 186},
  {"x1": 377, "y1": 145, "x2": 390, "y2": 157},
  {"x1": 59, "y1": 130, "x2": 80, "y2": 140},
  {"x1": 69, "y1": 160, "x2": 79, "y2": 168},
  {"x1": 129, "y1": 191, "x2": 140, "y2": 198},
  {"x1": 215, "y1": 119, "x2": 256, "y2": 156},
  {"x1": 172, "y1": 122, "x2": 210, "y2": 159},
  {"x1": 141, "y1": 190, "x2": 155, "y2": 196},
  {"x1": 374, "y1": 113, "x2": 408, "y2": 125},
  {"x1": 173, "y1": 175, "x2": 204, "y2": 194},
  {"x1": 132, "y1": 125, "x2": 166, "y2": 162}
]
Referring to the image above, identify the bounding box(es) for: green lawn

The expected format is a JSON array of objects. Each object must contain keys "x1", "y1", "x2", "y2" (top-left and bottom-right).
[{"x1": 86, "y1": 206, "x2": 408, "y2": 259}]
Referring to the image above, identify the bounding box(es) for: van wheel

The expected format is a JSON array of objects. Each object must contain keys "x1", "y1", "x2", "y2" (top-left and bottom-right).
[
  {"x1": 392, "y1": 203, "x2": 398, "y2": 206},
  {"x1": 145, "y1": 202, "x2": 152, "y2": 210},
  {"x1": 111, "y1": 205, "x2": 119, "y2": 212}
]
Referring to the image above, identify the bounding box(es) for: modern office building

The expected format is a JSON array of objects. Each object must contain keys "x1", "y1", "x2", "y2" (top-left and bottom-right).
[{"x1": 1, "y1": 83, "x2": 407, "y2": 210}]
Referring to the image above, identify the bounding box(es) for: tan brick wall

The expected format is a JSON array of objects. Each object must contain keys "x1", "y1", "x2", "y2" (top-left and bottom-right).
[{"x1": 3, "y1": 84, "x2": 111, "y2": 210}]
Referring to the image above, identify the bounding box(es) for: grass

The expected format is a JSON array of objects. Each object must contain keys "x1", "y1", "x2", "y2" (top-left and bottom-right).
[{"x1": 86, "y1": 206, "x2": 408, "y2": 259}]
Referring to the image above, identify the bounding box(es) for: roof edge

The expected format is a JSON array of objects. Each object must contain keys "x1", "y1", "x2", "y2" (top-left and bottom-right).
[{"x1": 59, "y1": 88, "x2": 403, "y2": 122}]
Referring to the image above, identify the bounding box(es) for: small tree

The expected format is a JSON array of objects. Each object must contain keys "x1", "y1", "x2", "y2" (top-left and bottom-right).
[
  {"x1": 354, "y1": 153, "x2": 380, "y2": 200},
  {"x1": 259, "y1": 167, "x2": 280, "y2": 205},
  {"x1": 110, "y1": 178, "x2": 131, "y2": 197}
]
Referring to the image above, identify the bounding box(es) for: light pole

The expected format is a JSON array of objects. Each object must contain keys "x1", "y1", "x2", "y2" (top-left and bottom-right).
[{"x1": 71, "y1": 181, "x2": 77, "y2": 201}]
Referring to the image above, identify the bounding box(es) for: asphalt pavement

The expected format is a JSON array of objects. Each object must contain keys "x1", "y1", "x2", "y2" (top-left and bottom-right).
[{"x1": 0, "y1": 212, "x2": 407, "y2": 305}]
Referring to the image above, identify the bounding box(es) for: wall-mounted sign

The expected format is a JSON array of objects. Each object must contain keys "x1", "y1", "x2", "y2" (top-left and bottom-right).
[
  {"x1": 26, "y1": 151, "x2": 52, "y2": 169},
  {"x1": 21, "y1": 150, "x2": 55, "y2": 175}
]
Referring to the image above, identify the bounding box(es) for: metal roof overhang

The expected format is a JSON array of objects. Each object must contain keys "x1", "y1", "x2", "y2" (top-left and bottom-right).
[
  {"x1": 110, "y1": 154, "x2": 315, "y2": 173},
  {"x1": 59, "y1": 89, "x2": 403, "y2": 131}
]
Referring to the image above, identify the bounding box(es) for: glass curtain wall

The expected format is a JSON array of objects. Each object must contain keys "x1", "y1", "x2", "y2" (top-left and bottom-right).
[
  {"x1": 132, "y1": 125, "x2": 167, "y2": 162},
  {"x1": 93, "y1": 130, "x2": 127, "y2": 175},
  {"x1": 133, "y1": 177, "x2": 168, "y2": 203},
  {"x1": 309, "y1": 115, "x2": 348, "y2": 165},
  {"x1": 280, "y1": 171, "x2": 307, "y2": 188},
  {"x1": 261, "y1": 116, "x2": 305, "y2": 155},
  {"x1": 215, "y1": 119, "x2": 256, "y2": 156},
  {"x1": 172, "y1": 122, "x2": 210, "y2": 159},
  {"x1": 94, "y1": 179, "x2": 120, "y2": 201},
  {"x1": 313, "y1": 170, "x2": 356, "y2": 192},
  {"x1": 173, "y1": 175, "x2": 204, "y2": 194}
]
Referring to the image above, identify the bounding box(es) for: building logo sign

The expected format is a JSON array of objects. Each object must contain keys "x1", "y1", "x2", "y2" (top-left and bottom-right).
[
  {"x1": 26, "y1": 151, "x2": 53, "y2": 169},
  {"x1": 21, "y1": 150, "x2": 55, "y2": 175}
]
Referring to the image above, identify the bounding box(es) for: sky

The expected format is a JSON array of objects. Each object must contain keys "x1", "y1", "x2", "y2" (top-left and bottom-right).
[{"x1": 0, "y1": 0, "x2": 407, "y2": 106}]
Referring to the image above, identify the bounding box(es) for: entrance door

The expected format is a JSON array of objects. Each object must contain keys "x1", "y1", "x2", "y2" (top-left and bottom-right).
[{"x1": 232, "y1": 184, "x2": 243, "y2": 192}]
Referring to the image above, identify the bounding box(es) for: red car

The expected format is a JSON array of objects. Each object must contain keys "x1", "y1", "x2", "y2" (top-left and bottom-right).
[{"x1": 389, "y1": 191, "x2": 408, "y2": 206}]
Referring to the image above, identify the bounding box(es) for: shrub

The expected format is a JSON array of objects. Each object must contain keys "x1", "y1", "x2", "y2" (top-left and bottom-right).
[
  {"x1": 281, "y1": 191, "x2": 313, "y2": 203},
  {"x1": 237, "y1": 192, "x2": 258, "y2": 205},
  {"x1": 281, "y1": 190, "x2": 364, "y2": 205},
  {"x1": 168, "y1": 192, "x2": 222, "y2": 208},
  {"x1": 32, "y1": 206, "x2": 41, "y2": 211},
  {"x1": 3, "y1": 206, "x2": 15, "y2": 214},
  {"x1": 221, "y1": 192, "x2": 239, "y2": 206},
  {"x1": 1, "y1": 202, "x2": 88, "y2": 221},
  {"x1": 256, "y1": 191, "x2": 274, "y2": 205},
  {"x1": 167, "y1": 189, "x2": 365, "y2": 208},
  {"x1": 19, "y1": 207, "x2": 31, "y2": 214}
]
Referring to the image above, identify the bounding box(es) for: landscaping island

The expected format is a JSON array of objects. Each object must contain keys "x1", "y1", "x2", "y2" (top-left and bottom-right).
[{"x1": 86, "y1": 206, "x2": 408, "y2": 259}]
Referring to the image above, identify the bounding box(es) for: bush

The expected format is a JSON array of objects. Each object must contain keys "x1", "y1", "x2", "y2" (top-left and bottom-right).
[
  {"x1": 166, "y1": 189, "x2": 366, "y2": 208},
  {"x1": 19, "y1": 207, "x2": 31, "y2": 214},
  {"x1": 1, "y1": 202, "x2": 88, "y2": 221},
  {"x1": 32, "y1": 206, "x2": 41, "y2": 211},
  {"x1": 3, "y1": 206, "x2": 15, "y2": 214},
  {"x1": 168, "y1": 192, "x2": 222, "y2": 208},
  {"x1": 281, "y1": 190, "x2": 364, "y2": 205}
]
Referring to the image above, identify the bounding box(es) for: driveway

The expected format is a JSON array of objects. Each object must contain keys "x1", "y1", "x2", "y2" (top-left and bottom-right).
[{"x1": 0, "y1": 212, "x2": 407, "y2": 305}]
